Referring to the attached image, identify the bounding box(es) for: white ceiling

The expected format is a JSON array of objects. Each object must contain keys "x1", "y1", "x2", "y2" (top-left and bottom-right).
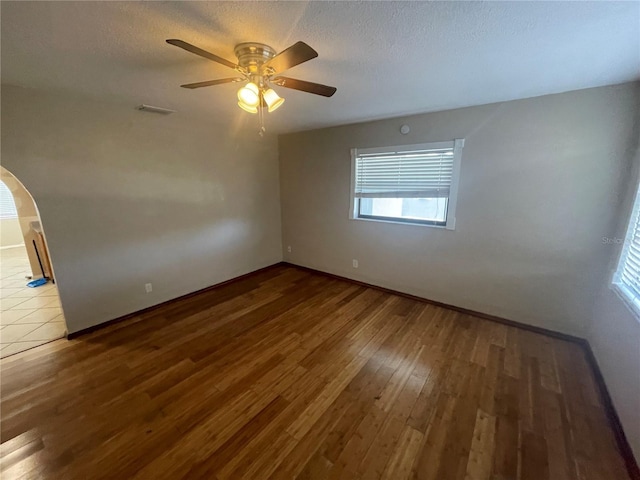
[{"x1": 2, "y1": 1, "x2": 639, "y2": 134}]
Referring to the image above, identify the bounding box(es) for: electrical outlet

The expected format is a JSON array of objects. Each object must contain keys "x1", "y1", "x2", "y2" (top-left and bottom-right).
[
  {"x1": 352, "y1": 259, "x2": 359, "y2": 268},
  {"x1": 287, "y1": 245, "x2": 292, "y2": 253},
  {"x1": 145, "y1": 283, "x2": 153, "y2": 293}
]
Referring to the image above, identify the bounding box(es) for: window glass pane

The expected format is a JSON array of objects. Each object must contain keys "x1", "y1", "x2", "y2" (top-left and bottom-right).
[
  {"x1": 0, "y1": 181, "x2": 18, "y2": 219},
  {"x1": 613, "y1": 184, "x2": 640, "y2": 321},
  {"x1": 359, "y1": 197, "x2": 447, "y2": 223}
]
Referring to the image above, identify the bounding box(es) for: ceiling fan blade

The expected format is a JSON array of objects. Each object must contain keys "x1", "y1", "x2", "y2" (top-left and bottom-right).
[
  {"x1": 180, "y1": 78, "x2": 244, "y2": 89},
  {"x1": 166, "y1": 39, "x2": 240, "y2": 71},
  {"x1": 271, "y1": 76, "x2": 337, "y2": 97},
  {"x1": 262, "y1": 41, "x2": 318, "y2": 74}
]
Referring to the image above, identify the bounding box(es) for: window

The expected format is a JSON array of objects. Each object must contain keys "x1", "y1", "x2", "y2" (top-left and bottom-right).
[
  {"x1": 613, "y1": 184, "x2": 640, "y2": 320},
  {"x1": 350, "y1": 139, "x2": 464, "y2": 229},
  {"x1": 0, "y1": 181, "x2": 18, "y2": 220}
]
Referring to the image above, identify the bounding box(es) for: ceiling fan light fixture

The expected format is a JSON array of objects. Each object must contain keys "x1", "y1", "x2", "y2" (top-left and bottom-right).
[
  {"x1": 237, "y1": 82, "x2": 260, "y2": 107},
  {"x1": 237, "y1": 101, "x2": 258, "y2": 114},
  {"x1": 263, "y1": 88, "x2": 285, "y2": 112},
  {"x1": 167, "y1": 39, "x2": 336, "y2": 133}
]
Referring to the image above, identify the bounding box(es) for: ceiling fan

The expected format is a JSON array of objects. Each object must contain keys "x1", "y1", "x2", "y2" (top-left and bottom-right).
[{"x1": 166, "y1": 39, "x2": 336, "y2": 118}]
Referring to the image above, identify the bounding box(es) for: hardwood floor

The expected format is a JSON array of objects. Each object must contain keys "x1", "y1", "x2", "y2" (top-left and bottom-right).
[{"x1": 0, "y1": 265, "x2": 631, "y2": 479}]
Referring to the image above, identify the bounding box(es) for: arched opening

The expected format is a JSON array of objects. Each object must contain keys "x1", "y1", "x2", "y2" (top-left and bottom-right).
[{"x1": 0, "y1": 166, "x2": 67, "y2": 357}]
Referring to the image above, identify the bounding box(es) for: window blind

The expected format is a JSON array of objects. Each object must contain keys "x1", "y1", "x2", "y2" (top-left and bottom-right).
[
  {"x1": 0, "y1": 182, "x2": 18, "y2": 220},
  {"x1": 617, "y1": 189, "x2": 640, "y2": 305},
  {"x1": 354, "y1": 146, "x2": 455, "y2": 198}
]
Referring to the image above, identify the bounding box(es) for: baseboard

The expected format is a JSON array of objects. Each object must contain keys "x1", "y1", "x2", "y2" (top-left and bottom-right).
[
  {"x1": 283, "y1": 262, "x2": 583, "y2": 343},
  {"x1": 67, "y1": 262, "x2": 285, "y2": 339},
  {"x1": 0, "y1": 244, "x2": 25, "y2": 250},
  {"x1": 283, "y1": 262, "x2": 640, "y2": 479},
  {"x1": 581, "y1": 341, "x2": 640, "y2": 480}
]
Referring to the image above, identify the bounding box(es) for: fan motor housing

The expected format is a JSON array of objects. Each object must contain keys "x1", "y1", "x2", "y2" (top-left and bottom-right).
[{"x1": 234, "y1": 42, "x2": 276, "y2": 73}]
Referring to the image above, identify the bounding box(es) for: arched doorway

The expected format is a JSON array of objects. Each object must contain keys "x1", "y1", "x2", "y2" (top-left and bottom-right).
[{"x1": 0, "y1": 166, "x2": 67, "y2": 357}]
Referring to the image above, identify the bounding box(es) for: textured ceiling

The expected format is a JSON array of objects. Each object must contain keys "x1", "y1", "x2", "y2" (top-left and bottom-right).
[{"x1": 1, "y1": 1, "x2": 639, "y2": 134}]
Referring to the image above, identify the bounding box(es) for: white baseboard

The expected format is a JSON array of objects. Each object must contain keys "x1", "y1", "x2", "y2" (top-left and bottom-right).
[{"x1": 0, "y1": 244, "x2": 25, "y2": 250}]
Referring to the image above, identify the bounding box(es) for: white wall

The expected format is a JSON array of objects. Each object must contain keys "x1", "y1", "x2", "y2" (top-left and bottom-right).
[
  {"x1": 0, "y1": 218, "x2": 24, "y2": 247},
  {"x1": 588, "y1": 136, "x2": 640, "y2": 460},
  {"x1": 1, "y1": 85, "x2": 283, "y2": 334},
  {"x1": 279, "y1": 83, "x2": 640, "y2": 336}
]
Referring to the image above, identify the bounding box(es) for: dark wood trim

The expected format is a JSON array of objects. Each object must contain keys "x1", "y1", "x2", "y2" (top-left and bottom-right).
[
  {"x1": 67, "y1": 262, "x2": 286, "y2": 339},
  {"x1": 283, "y1": 262, "x2": 584, "y2": 344},
  {"x1": 581, "y1": 340, "x2": 640, "y2": 480},
  {"x1": 283, "y1": 261, "x2": 640, "y2": 479}
]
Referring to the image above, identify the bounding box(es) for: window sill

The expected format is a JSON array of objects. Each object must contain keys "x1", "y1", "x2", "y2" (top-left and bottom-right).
[{"x1": 350, "y1": 215, "x2": 454, "y2": 230}]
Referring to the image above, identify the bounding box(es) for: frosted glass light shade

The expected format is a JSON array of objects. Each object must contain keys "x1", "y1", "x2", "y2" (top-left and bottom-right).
[
  {"x1": 263, "y1": 88, "x2": 285, "y2": 112},
  {"x1": 237, "y1": 82, "x2": 259, "y2": 107},
  {"x1": 237, "y1": 101, "x2": 258, "y2": 114}
]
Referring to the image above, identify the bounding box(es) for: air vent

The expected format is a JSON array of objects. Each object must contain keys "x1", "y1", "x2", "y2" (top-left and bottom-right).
[{"x1": 136, "y1": 104, "x2": 176, "y2": 115}]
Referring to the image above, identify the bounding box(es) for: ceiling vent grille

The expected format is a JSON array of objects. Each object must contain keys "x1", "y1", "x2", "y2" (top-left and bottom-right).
[{"x1": 136, "y1": 104, "x2": 176, "y2": 115}]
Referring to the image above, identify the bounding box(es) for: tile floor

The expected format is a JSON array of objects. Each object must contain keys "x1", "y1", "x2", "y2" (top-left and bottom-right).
[{"x1": 0, "y1": 246, "x2": 66, "y2": 358}]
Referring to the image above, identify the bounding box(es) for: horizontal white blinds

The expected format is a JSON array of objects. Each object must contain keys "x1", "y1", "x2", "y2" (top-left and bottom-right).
[
  {"x1": 354, "y1": 147, "x2": 455, "y2": 198},
  {"x1": 0, "y1": 182, "x2": 18, "y2": 220},
  {"x1": 618, "y1": 191, "x2": 640, "y2": 303}
]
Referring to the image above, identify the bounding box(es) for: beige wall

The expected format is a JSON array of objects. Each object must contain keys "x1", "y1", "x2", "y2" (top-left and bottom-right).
[
  {"x1": 1, "y1": 85, "x2": 283, "y2": 334},
  {"x1": 279, "y1": 82, "x2": 640, "y2": 337},
  {"x1": 589, "y1": 285, "x2": 640, "y2": 461},
  {"x1": 0, "y1": 218, "x2": 24, "y2": 247},
  {"x1": 587, "y1": 135, "x2": 640, "y2": 460}
]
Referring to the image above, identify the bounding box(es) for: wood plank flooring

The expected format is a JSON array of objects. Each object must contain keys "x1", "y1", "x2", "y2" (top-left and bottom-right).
[{"x1": 0, "y1": 265, "x2": 631, "y2": 479}]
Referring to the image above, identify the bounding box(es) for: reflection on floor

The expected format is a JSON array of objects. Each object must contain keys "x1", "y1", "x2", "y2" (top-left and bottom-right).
[{"x1": 0, "y1": 246, "x2": 66, "y2": 358}]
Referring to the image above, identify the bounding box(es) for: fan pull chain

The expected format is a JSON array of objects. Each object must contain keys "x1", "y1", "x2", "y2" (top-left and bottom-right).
[{"x1": 258, "y1": 93, "x2": 266, "y2": 137}]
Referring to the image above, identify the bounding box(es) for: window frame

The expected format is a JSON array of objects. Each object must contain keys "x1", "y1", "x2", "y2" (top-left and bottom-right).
[
  {"x1": 612, "y1": 182, "x2": 640, "y2": 322},
  {"x1": 349, "y1": 139, "x2": 464, "y2": 230}
]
